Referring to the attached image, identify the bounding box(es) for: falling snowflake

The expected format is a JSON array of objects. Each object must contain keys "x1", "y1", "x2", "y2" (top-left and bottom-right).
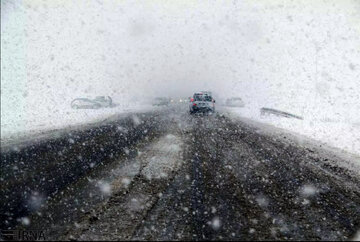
[
  {"x1": 97, "y1": 181, "x2": 112, "y2": 195},
  {"x1": 300, "y1": 184, "x2": 318, "y2": 197},
  {"x1": 210, "y1": 217, "x2": 221, "y2": 230},
  {"x1": 121, "y1": 177, "x2": 131, "y2": 187},
  {"x1": 21, "y1": 217, "x2": 30, "y2": 226}
]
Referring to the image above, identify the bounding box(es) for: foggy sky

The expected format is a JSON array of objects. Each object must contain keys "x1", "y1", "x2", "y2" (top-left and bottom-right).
[{"x1": 2, "y1": 0, "x2": 360, "y2": 124}]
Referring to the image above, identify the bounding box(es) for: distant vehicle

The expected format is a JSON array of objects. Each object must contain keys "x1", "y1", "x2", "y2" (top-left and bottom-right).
[
  {"x1": 176, "y1": 97, "x2": 189, "y2": 103},
  {"x1": 71, "y1": 96, "x2": 113, "y2": 109},
  {"x1": 225, "y1": 97, "x2": 245, "y2": 107},
  {"x1": 200, "y1": 91, "x2": 212, "y2": 96},
  {"x1": 93, "y1": 96, "x2": 113, "y2": 107},
  {"x1": 189, "y1": 92, "x2": 215, "y2": 114},
  {"x1": 178, "y1": 98, "x2": 185, "y2": 103},
  {"x1": 152, "y1": 97, "x2": 170, "y2": 106}
]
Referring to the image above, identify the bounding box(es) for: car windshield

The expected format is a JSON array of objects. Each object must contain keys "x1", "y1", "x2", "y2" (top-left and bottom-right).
[
  {"x1": 1, "y1": 1, "x2": 360, "y2": 241},
  {"x1": 194, "y1": 94, "x2": 212, "y2": 101}
]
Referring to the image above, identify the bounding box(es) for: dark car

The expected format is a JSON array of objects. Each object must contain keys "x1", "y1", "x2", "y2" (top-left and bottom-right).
[{"x1": 189, "y1": 92, "x2": 215, "y2": 114}]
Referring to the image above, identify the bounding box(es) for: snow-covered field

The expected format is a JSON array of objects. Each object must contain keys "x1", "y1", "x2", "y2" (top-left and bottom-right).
[
  {"x1": 1, "y1": 102, "x2": 154, "y2": 145},
  {"x1": 2, "y1": 0, "x2": 359, "y2": 159},
  {"x1": 225, "y1": 106, "x2": 360, "y2": 157}
]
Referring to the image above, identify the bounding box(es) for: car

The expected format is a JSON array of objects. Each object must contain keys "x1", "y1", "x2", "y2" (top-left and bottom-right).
[
  {"x1": 93, "y1": 96, "x2": 113, "y2": 107},
  {"x1": 225, "y1": 97, "x2": 245, "y2": 107},
  {"x1": 189, "y1": 92, "x2": 215, "y2": 114},
  {"x1": 152, "y1": 97, "x2": 170, "y2": 106},
  {"x1": 71, "y1": 96, "x2": 113, "y2": 109},
  {"x1": 200, "y1": 91, "x2": 212, "y2": 96}
]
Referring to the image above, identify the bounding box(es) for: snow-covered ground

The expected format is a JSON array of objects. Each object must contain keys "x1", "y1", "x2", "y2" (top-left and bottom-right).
[
  {"x1": 2, "y1": 0, "x2": 359, "y2": 158},
  {"x1": 1, "y1": 102, "x2": 154, "y2": 146},
  {"x1": 225, "y1": 106, "x2": 360, "y2": 157}
]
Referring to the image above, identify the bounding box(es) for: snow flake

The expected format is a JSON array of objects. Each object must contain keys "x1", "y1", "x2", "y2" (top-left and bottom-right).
[
  {"x1": 97, "y1": 181, "x2": 112, "y2": 195},
  {"x1": 211, "y1": 206, "x2": 217, "y2": 213},
  {"x1": 210, "y1": 217, "x2": 221, "y2": 230},
  {"x1": 300, "y1": 184, "x2": 318, "y2": 197},
  {"x1": 121, "y1": 177, "x2": 131, "y2": 187},
  {"x1": 255, "y1": 195, "x2": 269, "y2": 208},
  {"x1": 132, "y1": 115, "x2": 141, "y2": 126},
  {"x1": 21, "y1": 217, "x2": 30, "y2": 226}
]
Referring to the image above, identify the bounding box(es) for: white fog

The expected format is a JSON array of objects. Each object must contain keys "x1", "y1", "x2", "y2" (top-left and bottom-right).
[
  {"x1": 2, "y1": 1, "x2": 360, "y2": 143},
  {"x1": 1, "y1": 1, "x2": 360, "y2": 240}
]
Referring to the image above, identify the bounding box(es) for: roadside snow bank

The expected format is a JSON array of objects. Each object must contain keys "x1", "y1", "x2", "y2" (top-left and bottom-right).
[
  {"x1": 1, "y1": 104, "x2": 154, "y2": 145},
  {"x1": 225, "y1": 106, "x2": 360, "y2": 157}
]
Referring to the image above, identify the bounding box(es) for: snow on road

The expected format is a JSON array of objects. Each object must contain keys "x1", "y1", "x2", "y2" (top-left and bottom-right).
[
  {"x1": 225, "y1": 106, "x2": 360, "y2": 157},
  {"x1": 58, "y1": 133, "x2": 184, "y2": 241},
  {"x1": 141, "y1": 134, "x2": 184, "y2": 180}
]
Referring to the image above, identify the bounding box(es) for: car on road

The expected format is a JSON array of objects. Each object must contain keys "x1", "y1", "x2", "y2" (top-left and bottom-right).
[
  {"x1": 152, "y1": 97, "x2": 170, "y2": 106},
  {"x1": 94, "y1": 96, "x2": 113, "y2": 107},
  {"x1": 189, "y1": 92, "x2": 215, "y2": 114},
  {"x1": 71, "y1": 96, "x2": 113, "y2": 109},
  {"x1": 225, "y1": 97, "x2": 245, "y2": 107}
]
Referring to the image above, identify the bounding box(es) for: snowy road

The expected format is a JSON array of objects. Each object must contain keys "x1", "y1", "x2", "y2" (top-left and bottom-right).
[{"x1": 2, "y1": 105, "x2": 360, "y2": 240}]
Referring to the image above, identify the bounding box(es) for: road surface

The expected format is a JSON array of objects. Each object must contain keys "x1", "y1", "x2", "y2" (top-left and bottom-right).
[{"x1": 2, "y1": 105, "x2": 360, "y2": 240}]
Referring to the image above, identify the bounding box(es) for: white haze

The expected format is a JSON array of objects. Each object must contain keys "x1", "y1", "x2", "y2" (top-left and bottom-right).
[{"x1": 1, "y1": 0, "x2": 360, "y2": 142}]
